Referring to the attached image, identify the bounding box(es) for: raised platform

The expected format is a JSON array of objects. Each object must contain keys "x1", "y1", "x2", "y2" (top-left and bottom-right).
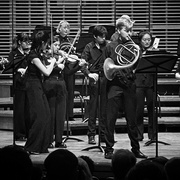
[{"x1": 0, "y1": 109, "x2": 180, "y2": 134}]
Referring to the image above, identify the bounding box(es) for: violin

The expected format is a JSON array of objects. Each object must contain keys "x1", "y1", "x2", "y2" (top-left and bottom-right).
[
  {"x1": 60, "y1": 50, "x2": 85, "y2": 64},
  {"x1": 42, "y1": 48, "x2": 87, "y2": 66}
]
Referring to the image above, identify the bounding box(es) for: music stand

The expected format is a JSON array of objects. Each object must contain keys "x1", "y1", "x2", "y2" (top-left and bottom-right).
[
  {"x1": 62, "y1": 103, "x2": 84, "y2": 143},
  {"x1": 136, "y1": 51, "x2": 178, "y2": 157},
  {"x1": 82, "y1": 71, "x2": 104, "y2": 152}
]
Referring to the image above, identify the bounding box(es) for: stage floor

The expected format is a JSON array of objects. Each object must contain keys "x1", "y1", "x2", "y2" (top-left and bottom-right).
[{"x1": 0, "y1": 130, "x2": 180, "y2": 179}]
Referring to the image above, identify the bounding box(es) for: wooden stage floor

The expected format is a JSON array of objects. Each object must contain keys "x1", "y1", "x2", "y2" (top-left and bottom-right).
[{"x1": 0, "y1": 130, "x2": 180, "y2": 179}]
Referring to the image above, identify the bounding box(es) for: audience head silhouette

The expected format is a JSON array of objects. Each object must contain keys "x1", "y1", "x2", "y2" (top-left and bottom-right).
[
  {"x1": 147, "y1": 156, "x2": 169, "y2": 168},
  {"x1": 0, "y1": 145, "x2": 33, "y2": 180},
  {"x1": 44, "y1": 149, "x2": 79, "y2": 180},
  {"x1": 111, "y1": 149, "x2": 136, "y2": 180},
  {"x1": 126, "y1": 158, "x2": 167, "y2": 180},
  {"x1": 164, "y1": 157, "x2": 180, "y2": 180},
  {"x1": 79, "y1": 155, "x2": 95, "y2": 175}
]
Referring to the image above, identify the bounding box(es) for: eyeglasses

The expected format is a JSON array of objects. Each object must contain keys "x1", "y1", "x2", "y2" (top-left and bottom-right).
[
  {"x1": 142, "y1": 38, "x2": 151, "y2": 42},
  {"x1": 22, "y1": 41, "x2": 31, "y2": 44},
  {"x1": 96, "y1": 35, "x2": 106, "y2": 40}
]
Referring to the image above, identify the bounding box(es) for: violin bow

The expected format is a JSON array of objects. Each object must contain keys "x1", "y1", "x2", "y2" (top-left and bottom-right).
[
  {"x1": 67, "y1": 28, "x2": 81, "y2": 56},
  {"x1": 50, "y1": 14, "x2": 54, "y2": 57}
]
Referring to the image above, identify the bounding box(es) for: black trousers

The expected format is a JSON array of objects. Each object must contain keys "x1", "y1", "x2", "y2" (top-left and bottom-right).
[
  {"x1": 14, "y1": 89, "x2": 27, "y2": 139},
  {"x1": 87, "y1": 76, "x2": 107, "y2": 137},
  {"x1": 44, "y1": 77, "x2": 67, "y2": 144},
  {"x1": 136, "y1": 87, "x2": 156, "y2": 140},
  {"x1": 105, "y1": 83, "x2": 140, "y2": 152}
]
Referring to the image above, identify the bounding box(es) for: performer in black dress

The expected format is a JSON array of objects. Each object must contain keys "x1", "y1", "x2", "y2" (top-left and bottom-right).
[
  {"x1": 24, "y1": 30, "x2": 56, "y2": 154},
  {"x1": 103, "y1": 15, "x2": 147, "y2": 159},
  {"x1": 135, "y1": 30, "x2": 156, "y2": 141},
  {"x1": 3, "y1": 32, "x2": 31, "y2": 141}
]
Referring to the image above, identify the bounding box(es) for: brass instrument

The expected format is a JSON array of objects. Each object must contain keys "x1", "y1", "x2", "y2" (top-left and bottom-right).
[{"x1": 103, "y1": 37, "x2": 140, "y2": 81}]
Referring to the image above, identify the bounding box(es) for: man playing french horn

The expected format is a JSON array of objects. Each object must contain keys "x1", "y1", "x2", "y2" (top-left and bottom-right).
[{"x1": 103, "y1": 15, "x2": 147, "y2": 159}]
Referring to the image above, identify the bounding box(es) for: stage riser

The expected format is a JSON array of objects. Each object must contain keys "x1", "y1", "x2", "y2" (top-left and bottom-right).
[{"x1": 1, "y1": 110, "x2": 180, "y2": 134}]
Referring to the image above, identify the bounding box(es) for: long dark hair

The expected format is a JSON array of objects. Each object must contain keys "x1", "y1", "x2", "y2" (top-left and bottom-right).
[
  {"x1": 12, "y1": 32, "x2": 30, "y2": 50},
  {"x1": 30, "y1": 30, "x2": 50, "y2": 54}
]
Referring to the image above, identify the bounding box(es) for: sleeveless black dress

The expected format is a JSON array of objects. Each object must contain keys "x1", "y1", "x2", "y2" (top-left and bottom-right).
[{"x1": 24, "y1": 50, "x2": 51, "y2": 153}]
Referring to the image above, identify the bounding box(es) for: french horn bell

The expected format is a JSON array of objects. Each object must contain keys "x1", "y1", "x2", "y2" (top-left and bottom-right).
[{"x1": 103, "y1": 41, "x2": 140, "y2": 81}]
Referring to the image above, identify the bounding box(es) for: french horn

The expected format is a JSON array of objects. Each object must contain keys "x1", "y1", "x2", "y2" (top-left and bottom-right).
[{"x1": 103, "y1": 41, "x2": 140, "y2": 80}]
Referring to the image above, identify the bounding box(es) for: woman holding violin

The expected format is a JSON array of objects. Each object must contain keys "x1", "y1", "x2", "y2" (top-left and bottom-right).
[
  {"x1": 43, "y1": 36, "x2": 67, "y2": 148},
  {"x1": 43, "y1": 34, "x2": 86, "y2": 148},
  {"x1": 56, "y1": 20, "x2": 85, "y2": 121},
  {"x1": 3, "y1": 32, "x2": 31, "y2": 141},
  {"x1": 24, "y1": 30, "x2": 56, "y2": 154}
]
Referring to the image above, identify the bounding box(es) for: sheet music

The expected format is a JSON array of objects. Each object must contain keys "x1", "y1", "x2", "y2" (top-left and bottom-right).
[{"x1": 152, "y1": 38, "x2": 160, "y2": 49}]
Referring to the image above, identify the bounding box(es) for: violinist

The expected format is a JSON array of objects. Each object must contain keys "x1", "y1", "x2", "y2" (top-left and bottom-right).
[
  {"x1": 3, "y1": 32, "x2": 31, "y2": 141},
  {"x1": 56, "y1": 20, "x2": 86, "y2": 121},
  {"x1": 24, "y1": 30, "x2": 56, "y2": 154},
  {"x1": 43, "y1": 36, "x2": 67, "y2": 148}
]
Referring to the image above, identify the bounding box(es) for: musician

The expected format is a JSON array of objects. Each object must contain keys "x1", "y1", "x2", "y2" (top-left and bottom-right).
[
  {"x1": 135, "y1": 30, "x2": 156, "y2": 141},
  {"x1": 56, "y1": 20, "x2": 83, "y2": 121},
  {"x1": 43, "y1": 36, "x2": 67, "y2": 148},
  {"x1": 110, "y1": 15, "x2": 137, "y2": 42},
  {"x1": 24, "y1": 30, "x2": 56, "y2": 154},
  {"x1": 103, "y1": 15, "x2": 147, "y2": 159},
  {"x1": 3, "y1": 32, "x2": 31, "y2": 141},
  {"x1": 81, "y1": 25, "x2": 108, "y2": 145}
]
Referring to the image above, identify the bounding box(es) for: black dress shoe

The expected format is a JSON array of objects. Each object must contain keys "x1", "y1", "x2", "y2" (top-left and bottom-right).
[
  {"x1": 88, "y1": 136, "x2": 96, "y2": 144},
  {"x1": 48, "y1": 143, "x2": 54, "y2": 148},
  {"x1": 55, "y1": 142, "x2": 67, "y2": 148},
  {"x1": 132, "y1": 149, "x2": 147, "y2": 159},
  {"x1": 104, "y1": 151, "x2": 113, "y2": 159}
]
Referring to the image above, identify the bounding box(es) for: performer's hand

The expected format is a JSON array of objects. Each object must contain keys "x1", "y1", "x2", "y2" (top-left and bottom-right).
[
  {"x1": 50, "y1": 57, "x2": 56, "y2": 65},
  {"x1": 175, "y1": 72, "x2": 180, "y2": 80},
  {"x1": 57, "y1": 63, "x2": 65, "y2": 70},
  {"x1": 56, "y1": 56, "x2": 64, "y2": 64},
  {"x1": 79, "y1": 59, "x2": 87, "y2": 67},
  {"x1": 88, "y1": 73, "x2": 99, "y2": 82},
  {"x1": 17, "y1": 68, "x2": 27, "y2": 77}
]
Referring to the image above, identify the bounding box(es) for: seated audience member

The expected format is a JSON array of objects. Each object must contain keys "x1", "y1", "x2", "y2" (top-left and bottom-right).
[
  {"x1": 0, "y1": 145, "x2": 34, "y2": 180},
  {"x1": 77, "y1": 156, "x2": 94, "y2": 180},
  {"x1": 44, "y1": 149, "x2": 79, "y2": 180},
  {"x1": 78, "y1": 155, "x2": 99, "y2": 180},
  {"x1": 126, "y1": 159, "x2": 167, "y2": 180},
  {"x1": 147, "y1": 156, "x2": 169, "y2": 168},
  {"x1": 110, "y1": 149, "x2": 137, "y2": 180},
  {"x1": 164, "y1": 157, "x2": 180, "y2": 180}
]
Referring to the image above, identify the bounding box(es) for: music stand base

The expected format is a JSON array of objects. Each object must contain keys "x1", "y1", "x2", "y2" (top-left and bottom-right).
[
  {"x1": 82, "y1": 145, "x2": 105, "y2": 153},
  {"x1": 144, "y1": 139, "x2": 170, "y2": 146},
  {"x1": 62, "y1": 136, "x2": 84, "y2": 143}
]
